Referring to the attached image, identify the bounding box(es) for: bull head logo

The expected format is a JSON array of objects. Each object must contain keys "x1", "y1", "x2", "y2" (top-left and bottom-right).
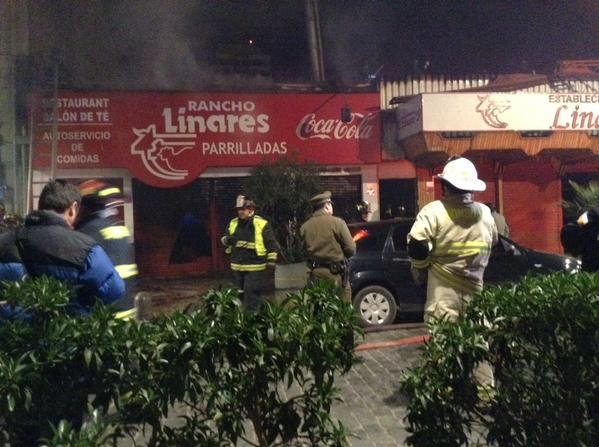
[
  {"x1": 476, "y1": 95, "x2": 511, "y2": 129},
  {"x1": 131, "y1": 125, "x2": 196, "y2": 180}
]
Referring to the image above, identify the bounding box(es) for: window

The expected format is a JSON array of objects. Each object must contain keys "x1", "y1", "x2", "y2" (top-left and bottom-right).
[
  {"x1": 353, "y1": 226, "x2": 389, "y2": 252},
  {"x1": 379, "y1": 179, "x2": 417, "y2": 218},
  {"x1": 391, "y1": 225, "x2": 410, "y2": 251},
  {"x1": 519, "y1": 131, "x2": 553, "y2": 138}
]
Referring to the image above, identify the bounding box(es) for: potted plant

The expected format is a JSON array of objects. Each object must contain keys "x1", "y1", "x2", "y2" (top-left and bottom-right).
[
  {"x1": 562, "y1": 179, "x2": 599, "y2": 223},
  {"x1": 245, "y1": 155, "x2": 322, "y2": 288}
]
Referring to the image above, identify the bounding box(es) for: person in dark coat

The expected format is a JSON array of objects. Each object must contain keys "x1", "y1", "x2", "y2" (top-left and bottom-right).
[
  {"x1": 76, "y1": 180, "x2": 138, "y2": 318},
  {"x1": 0, "y1": 179, "x2": 124, "y2": 316},
  {"x1": 353, "y1": 200, "x2": 372, "y2": 223},
  {"x1": 561, "y1": 206, "x2": 599, "y2": 271},
  {"x1": 220, "y1": 195, "x2": 279, "y2": 311}
]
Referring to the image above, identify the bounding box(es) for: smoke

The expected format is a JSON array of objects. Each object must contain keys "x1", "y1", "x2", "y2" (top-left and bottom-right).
[
  {"x1": 31, "y1": 0, "x2": 401, "y2": 90},
  {"x1": 109, "y1": 1, "x2": 210, "y2": 90},
  {"x1": 32, "y1": 0, "x2": 277, "y2": 90},
  {"x1": 320, "y1": 0, "x2": 599, "y2": 81},
  {"x1": 30, "y1": 0, "x2": 599, "y2": 91},
  {"x1": 320, "y1": 1, "x2": 402, "y2": 87}
]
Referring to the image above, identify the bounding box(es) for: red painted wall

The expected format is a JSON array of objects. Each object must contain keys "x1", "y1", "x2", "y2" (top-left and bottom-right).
[
  {"x1": 424, "y1": 157, "x2": 563, "y2": 254},
  {"x1": 472, "y1": 158, "x2": 496, "y2": 206},
  {"x1": 503, "y1": 159, "x2": 563, "y2": 253}
]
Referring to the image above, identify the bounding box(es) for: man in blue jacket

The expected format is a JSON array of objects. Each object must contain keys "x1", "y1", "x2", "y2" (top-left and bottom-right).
[{"x1": 0, "y1": 179, "x2": 125, "y2": 315}]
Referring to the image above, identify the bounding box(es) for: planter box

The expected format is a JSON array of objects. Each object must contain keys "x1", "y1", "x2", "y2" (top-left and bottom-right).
[{"x1": 275, "y1": 262, "x2": 309, "y2": 289}]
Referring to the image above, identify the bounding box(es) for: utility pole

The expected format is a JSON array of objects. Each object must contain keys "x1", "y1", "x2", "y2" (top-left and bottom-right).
[{"x1": 305, "y1": 0, "x2": 325, "y2": 83}]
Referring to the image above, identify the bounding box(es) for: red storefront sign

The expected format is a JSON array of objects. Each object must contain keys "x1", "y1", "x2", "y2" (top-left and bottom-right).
[{"x1": 31, "y1": 92, "x2": 381, "y2": 187}]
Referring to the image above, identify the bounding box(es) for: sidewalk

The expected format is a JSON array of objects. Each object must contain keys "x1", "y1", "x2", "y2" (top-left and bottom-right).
[
  {"x1": 137, "y1": 275, "x2": 231, "y2": 313},
  {"x1": 334, "y1": 334, "x2": 424, "y2": 447},
  {"x1": 138, "y1": 275, "x2": 315, "y2": 314},
  {"x1": 134, "y1": 276, "x2": 427, "y2": 446}
]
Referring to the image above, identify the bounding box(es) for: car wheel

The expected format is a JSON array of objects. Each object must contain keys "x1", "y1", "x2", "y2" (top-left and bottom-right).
[{"x1": 353, "y1": 285, "x2": 397, "y2": 326}]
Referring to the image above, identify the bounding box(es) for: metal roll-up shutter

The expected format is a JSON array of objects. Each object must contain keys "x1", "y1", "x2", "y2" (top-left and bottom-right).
[
  {"x1": 132, "y1": 179, "x2": 212, "y2": 277},
  {"x1": 318, "y1": 175, "x2": 362, "y2": 223},
  {"x1": 212, "y1": 177, "x2": 247, "y2": 272}
]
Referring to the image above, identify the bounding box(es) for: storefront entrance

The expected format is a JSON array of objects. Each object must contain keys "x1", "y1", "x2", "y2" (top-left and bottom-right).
[
  {"x1": 379, "y1": 179, "x2": 417, "y2": 219},
  {"x1": 132, "y1": 174, "x2": 364, "y2": 278},
  {"x1": 132, "y1": 179, "x2": 215, "y2": 277}
]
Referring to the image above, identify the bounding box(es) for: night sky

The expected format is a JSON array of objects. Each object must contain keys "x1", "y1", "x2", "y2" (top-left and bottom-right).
[{"x1": 29, "y1": 0, "x2": 599, "y2": 90}]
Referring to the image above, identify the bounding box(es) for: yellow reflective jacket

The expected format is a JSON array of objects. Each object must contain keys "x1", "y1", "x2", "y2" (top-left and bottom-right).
[
  {"x1": 222, "y1": 215, "x2": 278, "y2": 271},
  {"x1": 408, "y1": 199, "x2": 498, "y2": 293}
]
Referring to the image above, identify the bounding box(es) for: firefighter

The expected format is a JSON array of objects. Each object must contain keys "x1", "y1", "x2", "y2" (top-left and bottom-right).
[
  {"x1": 76, "y1": 180, "x2": 138, "y2": 319},
  {"x1": 356, "y1": 200, "x2": 371, "y2": 222},
  {"x1": 407, "y1": 157, "x2": 497, "y2": 323},
  {"x1": 300, "y1": 191, "x2": 356, "y2": 302},
  {"x1": 0, "y1": 180, "x2": 125, "y2": 315},
  {"x1": 220, "y1": 195, "x2": 279, "y2": 311},
  {"x1": 407, "y1": 157, "x2": 497, "y2": 389}
]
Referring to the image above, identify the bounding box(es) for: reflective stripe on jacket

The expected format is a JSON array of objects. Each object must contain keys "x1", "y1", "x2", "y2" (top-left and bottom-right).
[
  {"x1": 408, "y1": 200, "x2": 498, "y2": 293},
  {"x1": 3, "y1": 211, "x2": 125, "y2": 314},
  {"x1": 76, "y1": 215, "x2": 138, "y2": 311},
  {"x1": 223, "y1": 215, "x2": 278, "y2": 271},
  {"x1": 227, "y1": 216, "x2": 268, "y2": 256}
]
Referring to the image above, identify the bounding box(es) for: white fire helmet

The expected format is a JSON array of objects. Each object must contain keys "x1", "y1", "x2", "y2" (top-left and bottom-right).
[{"x1": 436, "y1": 157, "x2": 486, "y2": 192}]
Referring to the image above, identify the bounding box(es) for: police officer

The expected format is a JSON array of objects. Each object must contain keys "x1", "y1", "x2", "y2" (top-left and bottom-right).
[
  {"x1": 486, "y1": 203, "x2": 510, "y2": 238},
  {"x1": 75, "y1": 180, "x2": 138, "y2": 318},
  {"x1": 221, "y1": 195, "x2": 279, "y2": 311},
  {"x1": 300, "y1": 191, "x2": 356, "y2": 301}
]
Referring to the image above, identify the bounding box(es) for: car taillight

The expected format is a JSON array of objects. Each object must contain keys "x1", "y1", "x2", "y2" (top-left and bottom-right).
[{"x1": 353, "y1": 229, "x2": 369, "y2": 242}]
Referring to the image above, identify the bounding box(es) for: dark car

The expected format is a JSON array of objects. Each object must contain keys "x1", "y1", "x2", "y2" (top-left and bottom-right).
[{"x1": 348, "y1": 218, "x2": 582, "y2": 326}]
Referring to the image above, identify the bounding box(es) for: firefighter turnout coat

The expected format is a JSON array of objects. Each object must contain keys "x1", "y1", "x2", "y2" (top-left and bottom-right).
[
  {"x1": 408, "y1": 199, "x2": 497, "y2": 321},
  {"x1": 221, "y1": 215, "x2": 278, "y2": 271},
  {"x1": 76, "y1": 213, "x2": 138, "y2": 316}
]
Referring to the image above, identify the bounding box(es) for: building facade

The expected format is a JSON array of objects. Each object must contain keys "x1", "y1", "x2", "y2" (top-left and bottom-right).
[
  {"x1": 26, "y1": 70, "x2": 599, "y2": 277},
  {"x1": 30, "y1": 91, "x2": 389, "y2": 277},
  {"x1": 383, "y1": 69, "x2": 599, "y2": 254}
]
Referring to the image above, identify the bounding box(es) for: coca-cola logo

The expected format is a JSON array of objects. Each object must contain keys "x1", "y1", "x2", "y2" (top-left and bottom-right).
[{"x1": 296, "y1": 112, "x2": 375, "y2": 140}]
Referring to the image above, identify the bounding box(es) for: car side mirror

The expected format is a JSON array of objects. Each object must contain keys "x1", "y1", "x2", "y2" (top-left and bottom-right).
[{"x1": 508, "y1": 244, "x2": 522, "y2": 256}]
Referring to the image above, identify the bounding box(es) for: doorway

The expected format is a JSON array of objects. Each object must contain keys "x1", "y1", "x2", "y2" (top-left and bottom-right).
[{"x1": 379, "y1": 179, "x2": 417, "y2": 219}]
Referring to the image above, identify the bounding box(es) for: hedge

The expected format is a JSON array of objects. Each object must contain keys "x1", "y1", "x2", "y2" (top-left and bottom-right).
[
  {"x1": 0, "y1": 277, "x2": 362, "y2": 446},
  {"x1": 401, "y1": 272, "x2": 599, "y2": 447}
]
